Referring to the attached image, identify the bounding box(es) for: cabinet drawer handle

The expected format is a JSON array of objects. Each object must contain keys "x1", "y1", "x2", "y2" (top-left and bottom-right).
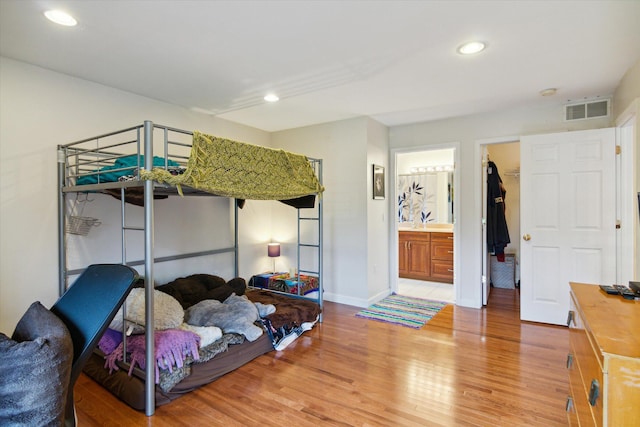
[
  {"x1": 588, "y1": 379, "x2": 600, "y2": 406},
  {"x1": 447, "y1": 269, "x2": 454, "y2": 272},
  {"x1": 447, "y1": 236, "x2": 453, "y2": 239},
  {"x1": 566, "y1": 310, "x2": 574, "y2": 327},
  {"x1": 447, "y1": 250, "x2": 453, "y2": 254},
  {"x1": 566, "y1": 353, "x2": 573, "y2": 369},
  {"x1": 566, "y1": 396, "x2": 574, "y2": 413}
]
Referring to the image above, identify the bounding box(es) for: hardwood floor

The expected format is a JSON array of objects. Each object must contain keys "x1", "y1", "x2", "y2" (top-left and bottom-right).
[{"x1": 74, "y1": 288, "x2": 569, "y2": 426}]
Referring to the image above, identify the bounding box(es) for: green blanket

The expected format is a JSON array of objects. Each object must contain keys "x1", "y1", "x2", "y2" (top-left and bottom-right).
[{"x1": 140, "y1": 131, "x2": 324, "y2": 200}]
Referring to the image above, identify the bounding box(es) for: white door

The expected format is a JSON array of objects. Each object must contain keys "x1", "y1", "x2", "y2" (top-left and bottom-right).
[{"x1": 520, "y1": 128, "x2": 616, "y2": 325}]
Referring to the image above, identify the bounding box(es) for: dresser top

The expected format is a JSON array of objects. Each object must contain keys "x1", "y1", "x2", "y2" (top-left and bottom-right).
[{"x1": 570, "y1": 282, "x2": 640, "y2": 359}]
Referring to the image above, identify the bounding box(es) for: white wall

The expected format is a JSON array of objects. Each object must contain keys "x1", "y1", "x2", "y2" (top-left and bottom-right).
[
  {"x1": 272, "y1": 117, "x2": 374, "y2": 306},
  {"x1": 390, "y1": 102, "x2": 612, "y2": 308},
  {"x1": 613, "y1": 59, "x2": 640, "y2": 119},
  {"x1": 0, "y1": 57, "x2": 271, "y2": 332},
  {"x1": 266, "y1": 116, "x2": 391, "y2": 306},
  {"x1": 396, "y1": 149, "x2": 454, "y2": 173},
  {"x1": 366, "y1": 118, "x2": 390, "y2": 301}
]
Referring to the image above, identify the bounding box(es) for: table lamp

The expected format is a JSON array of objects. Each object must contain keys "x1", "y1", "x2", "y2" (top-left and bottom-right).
[{"x1": 268, "y1": 242, "x2": 280, "y2": 273}]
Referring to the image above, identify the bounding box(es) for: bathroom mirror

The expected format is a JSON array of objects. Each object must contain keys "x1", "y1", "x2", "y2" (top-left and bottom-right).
[{"x1": 397, "y1": 171, "x2": 453, "y2": 225}]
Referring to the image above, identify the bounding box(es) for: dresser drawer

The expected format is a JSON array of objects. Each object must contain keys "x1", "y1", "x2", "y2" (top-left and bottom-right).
[
  {"x1": 401, "y1": 230, "x2": 431, "y2": 243},
  {"x1": 567, "y1": 351, "x2": 594, "y2": 426},
  {"x1": 430, "y1": 259, "x2": 453, "y2": 281},
  {"x1": 431, "y1": 242, "x2": 454, "y2": 260},
  {"x1": 569, "y1": 289, "x2": 605, "y2": 426},
  {"x1": 431, "y1": 232, "x2": 453, "y2": 243},
  {"x1": 431, "y1": 233, "x2": 453, "y2": 261}
]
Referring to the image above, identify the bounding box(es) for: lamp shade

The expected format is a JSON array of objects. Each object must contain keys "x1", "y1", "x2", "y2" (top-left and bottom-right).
[{"x1": 267, "y1": 243, "x2": 280, "y2": 257}]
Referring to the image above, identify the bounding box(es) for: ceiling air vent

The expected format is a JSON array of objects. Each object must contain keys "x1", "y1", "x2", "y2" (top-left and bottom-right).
[{"x1": 565, "y1": 99, "x2": 610, "y2": 121}]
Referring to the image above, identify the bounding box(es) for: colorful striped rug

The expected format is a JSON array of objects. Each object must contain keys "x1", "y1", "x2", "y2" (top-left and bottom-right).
[{"x1": 355, "y1": 294, "x2": 447, "y2": 328}]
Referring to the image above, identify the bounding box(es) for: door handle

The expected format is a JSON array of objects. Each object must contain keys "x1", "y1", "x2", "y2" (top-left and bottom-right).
[
  {"x1": 588, "y1": 379, "x2": 600, "y2": 406},
  {"x1": 566, "y1": 396, "x2": 574, "y2": 413},
  {"x1": 523, "y1": 234, "x2": 531, "y2": 241},
  {"x1": 566, "y1": 310, "x2": 575, "y2": 327}
]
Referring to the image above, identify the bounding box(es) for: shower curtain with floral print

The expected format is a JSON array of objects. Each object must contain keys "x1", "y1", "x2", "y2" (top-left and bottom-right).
[{"x1": 397, "y1": 174, "x2": 438, "y2": 224}]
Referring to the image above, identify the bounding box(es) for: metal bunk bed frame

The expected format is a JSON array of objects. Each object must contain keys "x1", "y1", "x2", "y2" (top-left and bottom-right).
[
  {"x1": 57, "y1": 120, "x2": 323, "y2": 416},
  {"x1": 297, "y1": 158, "x2": 323, "y2": 319}
]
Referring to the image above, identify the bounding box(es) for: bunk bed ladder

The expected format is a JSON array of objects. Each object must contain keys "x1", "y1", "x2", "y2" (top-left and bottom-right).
[{"x1": 297, "y1": 158, "x2": 323, "y2": 321}]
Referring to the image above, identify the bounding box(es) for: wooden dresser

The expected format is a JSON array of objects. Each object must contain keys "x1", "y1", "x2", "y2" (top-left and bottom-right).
[
  {"x1": 399, "y1": 230, "x2": 453, "y2": 283},
  {"x1": 567, "y1": 282, "x2": 640, "y2": 426}
]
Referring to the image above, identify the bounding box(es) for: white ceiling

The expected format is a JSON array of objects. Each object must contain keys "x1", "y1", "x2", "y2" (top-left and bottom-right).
[{"x1": 1, "y1": 0, "x2": 639, "y2": 132}]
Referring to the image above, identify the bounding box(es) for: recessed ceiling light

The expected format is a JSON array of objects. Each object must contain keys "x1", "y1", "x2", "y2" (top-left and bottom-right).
[
  {"x1": 457, "y1": 41, "x2": 486, "y2": 55},
  {"x1": 44, "y1": 10, "x2": 77, "y2": 26},
  {"x1": 264, "y1": 94, "x2": 279, "y2": 103},
  {"x1": 539, "y1": 88, "x2": 558, "y2": 97}
]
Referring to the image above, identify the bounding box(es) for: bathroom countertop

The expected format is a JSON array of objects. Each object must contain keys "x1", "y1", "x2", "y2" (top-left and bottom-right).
[{"x1": 398, "y1": 224, "x2": 453, "y2": 233}]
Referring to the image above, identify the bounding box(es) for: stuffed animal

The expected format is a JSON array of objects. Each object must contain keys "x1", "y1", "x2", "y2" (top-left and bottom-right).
[{"x1": 184, "y1": 294, "x2": 266, "y2": 341}]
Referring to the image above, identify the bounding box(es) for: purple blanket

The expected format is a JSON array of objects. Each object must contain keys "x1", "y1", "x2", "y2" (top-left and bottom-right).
[
  {"x1": 103, "y1": 329, "x2": 200, "y2": 383},
  {"x1": 98, "y1": 328, "x2": 123, "y2": 354}
]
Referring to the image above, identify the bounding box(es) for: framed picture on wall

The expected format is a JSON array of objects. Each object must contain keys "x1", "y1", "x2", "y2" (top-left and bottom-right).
[{"x1": 373, "y1": 164, "x2": 385, "y2": 200}]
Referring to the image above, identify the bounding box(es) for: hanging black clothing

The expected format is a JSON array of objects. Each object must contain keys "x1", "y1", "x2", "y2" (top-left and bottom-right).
[{"x1": 487, "y1": 161, "x2": 510, "y2": 259}]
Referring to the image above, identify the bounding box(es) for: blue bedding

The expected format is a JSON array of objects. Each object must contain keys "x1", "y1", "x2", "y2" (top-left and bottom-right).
[{"x1": 76, "y1": 155, "x2": 179, "y2": 185}]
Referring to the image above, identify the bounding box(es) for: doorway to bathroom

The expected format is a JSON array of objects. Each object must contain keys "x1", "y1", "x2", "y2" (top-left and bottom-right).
[{"x1": 393, "y1": 146, "x2": 458, "y2": 303}]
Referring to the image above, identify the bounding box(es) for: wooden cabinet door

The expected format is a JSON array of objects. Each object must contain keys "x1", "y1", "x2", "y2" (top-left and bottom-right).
[
  {"x1": 399, "y1": 231, "x2": 431, "y2": 280},
  {"x1": 406, "y1": 232, "x2": 431, "y2": 280},
  {"x1": 408, "y1": 238, "x2": 430, "y2": 278},
  {"x1": 399, "y1": 233, "x2": 409, "y2": 276}
]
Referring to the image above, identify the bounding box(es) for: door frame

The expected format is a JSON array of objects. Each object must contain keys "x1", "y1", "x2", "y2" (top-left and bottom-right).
[
  {"x1": 389, "y1": 142, "x2": 461, "y2": 302},
  {"x1": 481, "y1": 145, "x2": 490, "y2": 305},
  {"x1": 475, "y1": 136, "x2": 520, "y2": 306},
  {"x1": 615, "y1": 100, "x2": 638, "y2": 284}
]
